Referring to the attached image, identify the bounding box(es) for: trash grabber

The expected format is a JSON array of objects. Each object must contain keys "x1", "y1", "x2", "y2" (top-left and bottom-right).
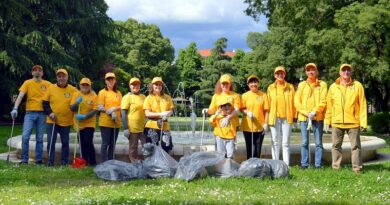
[
  {"x1": 113, "y1": 122, "x2": 116, "y2": 160},
  {"x1": 71, "y1": 105, "x2": 86, "y2": 168},
  {"x1": 251, "y1": 117, "x2": 254, "y2": 158},
  {"x1": 200, "y1": 111, "x2": 206, "y2": 147},
  {"x1": 160, "y1": 119, "x2": 164, "y2": 147},
  {"x1": 6, "y1": 119, "x2": 15, "y2": 163},
  {"x1": 47, "y1": 121, "x2": 56, "y2": 165},
  {"x1": 307, "y1": 118, "x2": 312, "y2": 165}
]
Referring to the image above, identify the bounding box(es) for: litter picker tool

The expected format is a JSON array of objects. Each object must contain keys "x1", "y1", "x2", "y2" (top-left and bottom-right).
[
  {"x1": 71, "y1": 105, "x2": 87, "y2": 168},
  {"x1": 6, "y1": 119, "x2": 15, "y2": 163}
]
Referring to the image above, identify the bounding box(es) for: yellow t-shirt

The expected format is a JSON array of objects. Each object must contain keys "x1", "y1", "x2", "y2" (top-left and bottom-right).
[
  {"x1": 71, "y1": 91, "x2": 98, "y2": 129},
  {"x1": 209, "y1": 114, "x2": 236, "y2": 140},
  {"x1": 240, "y1": 90, "x2": 269, "y2": 132},
  {"x1": 98, "y1": 89, "x2": 122, "y2": 128},
  {"x1": 42, "y1": 84, "x2": 78, "y2": 126},
  {"x1": 208, "y1": 91, "x2": 241, "y2": 127},
  {"x1": 121, "y1": 93, "x2": 146, "y2": 133},
  {"x1": 19, "y1": 79, "x2": 52, "y2": 111},
  {"x1": 143, "y1": 94, "x2": 174, "y2": 130},
  {"x1": 276, "y1": 84, "x2": 287, "y2": 118}
]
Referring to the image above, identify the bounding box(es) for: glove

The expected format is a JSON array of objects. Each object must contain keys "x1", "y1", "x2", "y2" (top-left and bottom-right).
[
  {"x1": 360, "y1": 127, "x2": 366, "y2": 132},
  {"x1": 76, "y1": 114, "x2": 86, "y2": 121},
  {"x1": 49, "y1": 113, "x2": 56, "y2": 121},
  {"x1": 247, "y1": 111, "x2": 254, "y2": 119},
  {"x1": 10, "y1": 108, "x2": 18, "y2": 119},
  {"x1": 106, "y1": 107, "x2": 116, "y2": 115},
  {"x1": 202, "y1": 108, "x2": 208, "y2": 115},
  {"x1": 123, "y1": 129, "x2": 130, "y2": 138},
  {"x1": 263, "y1": 123, "x2": 269, "y2": 132},
  {"x1": 220, "y1": 117, "x2": 230, "y2": 127},
  {"x1": 76, "y1": 96, "x2": 83, "y2": 104},
  {"x1": 98, "y1": 104, "x2": 105, "y2": 112},
  {"x1": 324, "y1": 124, "x2": 330, "y2": 133},
  {"x1": 308, "y1": 111, "x2": 316, "y2": 119},
  {"x1": 111, "y1": 112, "x2": 117, "y2": 122}
]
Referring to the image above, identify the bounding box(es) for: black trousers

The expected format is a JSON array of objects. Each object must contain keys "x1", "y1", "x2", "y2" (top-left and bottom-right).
[
  {"x1": 243, "y1": 131, "x2": 265, "y2": 159},
  {"x1": 100, "y1": 126, "x2": 119, "y2": 162},
  {"x1": 78, "y1": 127, "x2": 96, "y2": 166}
]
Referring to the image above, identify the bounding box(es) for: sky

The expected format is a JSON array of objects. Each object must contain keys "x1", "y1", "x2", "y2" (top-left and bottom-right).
[{"x1": 105, "y1": 0, "x2": 268, "y2": 54}]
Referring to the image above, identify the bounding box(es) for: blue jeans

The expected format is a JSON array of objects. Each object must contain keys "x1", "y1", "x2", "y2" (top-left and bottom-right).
[
  {"x1": 21, "y1": 111, "x2": 46, "y2": 162},
  {"x1": 46, "y1": 123, "x2": 70, "y2": 165},
  {"x1": 300, "y1": 120, "x2": 323, "y2": 167}
]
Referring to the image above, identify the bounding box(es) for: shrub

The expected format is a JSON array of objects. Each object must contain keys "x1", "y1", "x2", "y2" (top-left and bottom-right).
[{"x1": 369, "y1": 112, "x2": 390, "y2": 134}]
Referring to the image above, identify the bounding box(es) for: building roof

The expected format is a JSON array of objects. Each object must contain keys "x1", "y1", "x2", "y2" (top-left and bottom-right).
[{"x1": 197, "y1": 49, "x2": 236, "y2": 58}]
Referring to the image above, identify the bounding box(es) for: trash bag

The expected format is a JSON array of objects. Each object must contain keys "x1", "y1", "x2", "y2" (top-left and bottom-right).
[
  {"x1": 263, "y1": 159, "x2": 289, "y2": 178},
  {"x1": 93, "y1": 160, "x2": 145, "y2": 181},
  {"x1": 142, "y1": 143, "x2": 178, "y2": 178},
  {"x1": 206, "y1": 158, "x2": 240, "y2": 178},
  {"x1": 237, "y1": 158, "x2": 272, "y2": 179},
  {"x1": 175, "y1": 151, "x2": 225, "y2": 181}
]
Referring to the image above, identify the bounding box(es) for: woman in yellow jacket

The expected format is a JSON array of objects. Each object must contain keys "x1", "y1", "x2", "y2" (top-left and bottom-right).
[
  {"x1": 241, "y1": 75, "x2": 269, "y2": 159},
  {"x1": 143, "y1": 77, "x2": 174, "y2": 152},
  {"x1": 294, "y1": 63, "x2": 327, "y2": 169},
  {"x1": 97, "y1": 72, "x2": 122, "y2": 162},
  {"x1": 325, "y1": 64, "x2": 367, "y2": 173},
  {"x1": 267, "y1": 66, "x2": 295, "y2": 166},
  {"x1": 121, "y1": 77, "x2": 146, "y2": 163},
  {"x1": 70, "y1": 78, "x2": 98, "y2": 166}
]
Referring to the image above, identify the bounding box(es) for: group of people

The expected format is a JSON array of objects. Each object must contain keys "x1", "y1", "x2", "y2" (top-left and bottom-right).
[{"x1": 10, "y1": 62, "x2": 367, "y2": 173}]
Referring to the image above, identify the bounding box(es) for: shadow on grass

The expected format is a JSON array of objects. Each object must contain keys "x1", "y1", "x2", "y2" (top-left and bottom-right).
[{"x1": 363, "y1": 163, "x2": 390, "y2": 172}]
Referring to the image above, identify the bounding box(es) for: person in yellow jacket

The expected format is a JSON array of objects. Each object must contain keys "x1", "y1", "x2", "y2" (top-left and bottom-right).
[
  {"x1": 42, "y1": 68, "x2": 77, "y2": 166},
  {"x1": 325, "y1": 64, "x2": 367, "y2": 174},
  {"x1": 294, "y1": 63, "x2": 327, "y2": 169},
  {"x1": 241, "y1": 75, "x2": 269, "y2": 159},
  {"x1": 121, "y1": 77, "x2": 146, "y2": 162},
  {"x1": 209, "y1": 99, "x2": 237, "y2": 158},
  {"x1": 97, "y1": 72, "x2": 122, "y2": 162},
  {"x1": 143, "y1": 77, "x2": 174, "y2": 152},
  {"x1": 70, "y1": 78, "x2": 98, "y2": 166},
  {"x1": 267, "y1": 66, "x2": 296, "y2": 166},
  {"x1": 11, "y1": 65, "x2": 52, "y2": 165},
  {"x1": 203, "y1": 74, "x2": 241, "y2": 132}
]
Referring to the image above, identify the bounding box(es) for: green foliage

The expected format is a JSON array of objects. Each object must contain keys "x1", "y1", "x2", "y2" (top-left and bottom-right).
[{"x1": 369, "y1": 112, "x2": 390, "y2": 134}]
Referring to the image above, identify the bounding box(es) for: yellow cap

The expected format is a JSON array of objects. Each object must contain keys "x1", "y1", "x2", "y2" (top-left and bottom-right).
[
  {"x1": 105, "y1": 72, "x2": 116, "y2": 79},
  {"x1": 305, "y1": 63, "x2": 317, "y2": 71},
  {"x1": 129, "y1": 77, "x2": 141, "y2": 85},
  {"x1": 56, "y1": 68, "x2": 68, "y2": 76},
  {"x1": 217, "y1": 98, "x2": 232, "y2": 107},
  {"x1": 247, "y1": 75, "x2": 260, "y2": 83},
  {"x1": 339, "y1": 64, "x2": 352, "y2": 71},
  {"x1": 80, "y1": 78, "x2": 92, "y2": 85},
  {"x1": 152, "y1": 77, "x2": 163, "y2": 84},
  {"x1": 219, "y1": 74, "x2": 232, "y2": 84},
  {"x1": 274, "y1": 66, "x2": 286, "y2": 74},
  {"x1": 32, "y1": 65, "x2": 43, "y2": 71}
]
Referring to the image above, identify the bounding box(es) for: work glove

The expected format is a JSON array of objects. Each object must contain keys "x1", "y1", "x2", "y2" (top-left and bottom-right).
[
  {"x1": 97, "y1": 104, "x2": 105, "y2": 112},
  {"x1": 123, "y1": 129, "x2": 130, "y2": 138},
  {"x1": 202, "y1": 108, "x2": 208, "y2": 115},
  {"x1": 76, "y1": 114, "x2": 86, "y2": 121},
  {"x1": 263, "y1": 123, "x2": 269, "y2": 132},
  {"x1": 247, "y1": 111, "x2": 254, "y2": 119},
  {"x1": 76, "y1": 96, "x2": 83, "y2": 104},
  {"x1": 111, "y1": 112, "x2": 117, "y2": 122},
  {"x1": 160, "y1": 111, "x2": 170, "y2": 120},
  {"x1": 220, "y1": 117, "x2": 230, "y2": 127},
  {"x1": 49, "y1": 113, "x2": 56, "y2": 121},
  {"x1": 308, "y1": 111, "x2": 316, "y2": 119},
  {"x1": 324, "y1": 124, "x2": 330, "y2": 133},
  {"x1": 360, "y1": 127, "x2": 366, "y2": 132},
  {"x1": 10, "y1": 108, "x2": 18, "y2": 119},
  {"x1": 106, "y1": 107, "x2": 116, "y2": 115}
]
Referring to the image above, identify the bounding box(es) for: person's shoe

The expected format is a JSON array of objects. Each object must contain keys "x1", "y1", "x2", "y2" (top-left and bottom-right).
[
  {"x1": 300, "y1": 166, "x2": 308, "y2": 170},
  {"x1": 315, "y1": 166, "x2": 323, "y2": 169},
  {"x1": 47, "y1": 162, "x2": 54, "y2": 167},
  {"x1": 19, "y1": 161, "x2": 28, "y2": 165},
  {"x1": 61, "y1": 162, "x2": 69, "y2": 166},
  {"x1": 35, "y1": 160, "x2": 43, "y2": 165},
  {"x1": 353, "y1": 170, "x2": 363, "y2": 175}
]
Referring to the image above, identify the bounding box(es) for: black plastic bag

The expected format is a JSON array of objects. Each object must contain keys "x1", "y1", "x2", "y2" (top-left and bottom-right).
[
  {"x1": 93, "y1": 160, "x2": 145, "y2": 181},
  {"x1": 206, "y1": 158, "x2": 240, "y2": 178},
  {"x1": 237, "y1": 158, "x2": 272, "y2": 179},
  {"x1": 143, "y1": 143, "x2": 178, "y2": 178}
]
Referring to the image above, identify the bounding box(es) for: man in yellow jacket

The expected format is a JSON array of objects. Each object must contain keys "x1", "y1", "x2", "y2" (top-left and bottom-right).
[
  {"x1": 325, "y1": 64, "x2": 367, "y2": 174},
  {"x1": 294, "y1": 63, "x2": 327, "y2": 169}
]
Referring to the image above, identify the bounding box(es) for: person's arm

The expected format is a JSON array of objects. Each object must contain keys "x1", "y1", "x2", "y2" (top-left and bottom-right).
[
  {"x1": 84, "y1": 110, "x2": 98, "y2": 119},
  {"x1": 324, "y1": 86, "x2": 333, "y2": 126},
  {"x1": 13, "y1": 91, "x2": 26, "y2": 109},
  {"x1": 294, "y1": 83, "x2": 309, "y2": 116},
  {"x1": 42, "y1": 100, "x2": 53, "y2": 115},
  {"x1": 121, "y1": 109, "x2": 129, "y2": 130},
  {"x1": 145, "y1": 109, "x2": 163, "y2": 118},
  {"x1": 359, "y1": 83, "x2": 367, "y2": 128},
  {"x1": 312, "y1": 82, "x2": 328, "y2": 114}
]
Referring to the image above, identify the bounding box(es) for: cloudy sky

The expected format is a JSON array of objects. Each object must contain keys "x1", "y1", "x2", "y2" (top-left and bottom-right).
[{"x1": 105, "y1": 0, "x2": 268, "y2": 54}]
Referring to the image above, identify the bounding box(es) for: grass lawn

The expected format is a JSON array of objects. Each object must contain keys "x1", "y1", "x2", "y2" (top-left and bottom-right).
[{"x1": 0, "y1": 161, "x2": 389, "y2": 205}]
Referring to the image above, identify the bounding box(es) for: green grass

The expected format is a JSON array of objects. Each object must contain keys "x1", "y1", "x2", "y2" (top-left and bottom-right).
[
  {"x1": 0, "y1": 161, "x2": 388, "y2": 204},
  {"x1": 0, "y1": 125, "x2": 22, "y2": 153}
]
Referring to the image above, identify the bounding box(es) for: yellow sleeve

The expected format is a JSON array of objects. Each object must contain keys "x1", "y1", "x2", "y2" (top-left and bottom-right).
[
  {"x1": 294, "y1": 82, "x2": 309, "y2": 116},
  {"x1": 290, "y1": 84, "x2": 296, "y2": 118},
  {"x1": 70, "y1": 92, "x2": 80, "y2": 106},
  {"x1": 313, "y1": 81, "x2": 328, "y2": 113},
  {"x1": 167, "y1": 95, "x2": 174, "y2": 110},
  {"x1": 208, "y1": 94, "x2": 218, "y2": 114},
  {"x1": 324, "y1": 85, "x2": 333, "y2": 125},
  {"x1": 241, "y1": 93, "x2": 247, "y2": 110},
  {"x1": 263, "y1": 94, "x2": 269, "y2": 110},
  {"x1": 233, "y1": 93, "x2": 241, "y2": 110},
  {"x1": 358, "y1": 83, "x2": 367, "y2": 128},
  {"x1": 121, "y1": 94, "x2": 130, "y2": 110},
  {"x1": 19, "y1": 80, "x2": 29, "y2": 93},
  {"x1": 143, "y1": 96, "x2": 152, "y2": 110},
  {"x1": 209, "y1": 114, "x2": 218, "y2": 127}
]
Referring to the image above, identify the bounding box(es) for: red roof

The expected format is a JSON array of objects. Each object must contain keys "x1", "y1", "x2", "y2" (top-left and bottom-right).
[{"x1": 197, "y1": 49, "x2": 236, "y2": 58}]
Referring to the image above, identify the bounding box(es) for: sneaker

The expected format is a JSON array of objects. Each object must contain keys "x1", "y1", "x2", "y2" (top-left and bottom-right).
[
  {"x1": 35, "y1": 160, "x2": 43, "y2": 165},
  {"x1": 47, "y1": 162, "x2": 54, "y2": 167},
  {"x1": 19, "y1": 161, "x2": 28, "y2": 165},
  {"x1": 300, "y1": 166, "x2": 308, "y2": 170},
  {"x1": 315, "y1": 166, "x2": 323, "y2": 169}
]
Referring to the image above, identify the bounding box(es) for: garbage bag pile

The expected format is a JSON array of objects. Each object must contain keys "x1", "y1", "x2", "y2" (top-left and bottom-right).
[{"x1": 94, "y1": 143, "x2": 289, "y2": 181}]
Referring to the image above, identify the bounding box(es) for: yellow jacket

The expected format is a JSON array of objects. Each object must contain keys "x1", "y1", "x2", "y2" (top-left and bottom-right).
[
  {"x1": 209, "y1": 114, "x2": 236, "y2": 140},
  {"x1": 324, "y1": 78, "x2": 367, "y2": 128},
  {"x1": 294, "y1": 79, "x2": 327, "y2": 122},
  {"x1": 267, "y1": 81, "x2": 296, "y2": 125}
]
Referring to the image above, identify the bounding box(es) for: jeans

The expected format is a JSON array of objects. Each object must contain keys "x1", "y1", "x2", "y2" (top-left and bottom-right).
[
  {"x1": 270, "y1": 118, "x2": 292, "y2": 165},
  {"x1": 243, "y1": 131, "x2": 264, "y2": 159},
  {"x1": 78, "y1": 127, "x2": 96, "y2": 166},
  {"x1": 300, "y1": 120, "x2": 323, "y2": 167},
  {"x1": 46, "y1": 123, "x2": 71, "y2": 165},
  {"x1": 21, "y1": 111, "x2": 46, "y2": 162},
  {"x1": 100, "y1": 126, "x2": 119, "y2": 162}
]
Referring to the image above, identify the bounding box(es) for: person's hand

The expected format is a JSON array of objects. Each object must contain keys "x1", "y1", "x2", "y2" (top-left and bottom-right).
[
  {"x1": 247, "y1": 111, "x2": 254, "y2": 119},
  {"x1": 98, "y1": 104, "x2": 105, "y2": 112},
  {"x1": 123, "y1": 129, "x2": 130, "y2": 138},
  {"x1": 360, "y1": 127, "x2": 366, "y2": 132},
  {"x1": 308, "y1": 111, "x2": 316, "y2": 119},
  {"x1": 106, "y1": 107, "x2": 116, "y2": 115},
  {"x1": 10, "y1": 108, "x2": 18, "y2": 119},
  {"x1": 220, "y1": 117, "x2": 230, "y2": 127},
  {"x1": 324, "y1": 124, "x2": 330, "y2": 133},
  {"x1": 263, "y1": 123, "x2": 269, "y2": 132},
  {"x1": 202, "y1": 108, "x2": 208, "y2": 115},
  {"x1": 76, "y1": 114, "x2": 86, "y2": 121},
  {"x1": 111, "y1": 112, "x2": 117, "y2": 122},
  {"x1": 49, "y1": 113, "x2": 56, "y2": 121},
  {"x1": 76, "y1": 96, "x2": 83, "y2": 104}
]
